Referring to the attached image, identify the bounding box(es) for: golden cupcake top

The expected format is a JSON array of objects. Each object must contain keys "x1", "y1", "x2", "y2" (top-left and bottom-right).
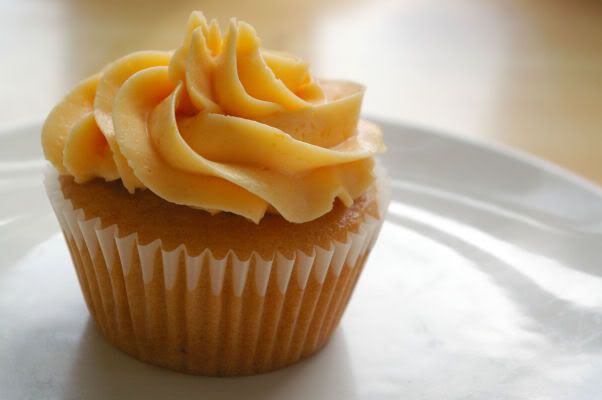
[{"x1": 41, "y1": 11, "x2": 385, "y2": 223}]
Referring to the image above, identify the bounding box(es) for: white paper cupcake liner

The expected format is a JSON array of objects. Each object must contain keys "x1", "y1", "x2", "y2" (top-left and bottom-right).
[{"x1": 44, "y1": 169, "x2": 388, "y2": 375}]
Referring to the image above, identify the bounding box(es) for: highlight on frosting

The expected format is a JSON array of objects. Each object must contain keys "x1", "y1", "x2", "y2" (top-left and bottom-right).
[{"x1": 41, "y1": 11, "x2": 385, "y2": 223}]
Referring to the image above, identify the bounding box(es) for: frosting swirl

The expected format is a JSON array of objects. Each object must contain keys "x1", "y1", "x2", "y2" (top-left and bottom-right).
[{"x1": 42, "y1": 12, "x2": 384, "y2": 223}]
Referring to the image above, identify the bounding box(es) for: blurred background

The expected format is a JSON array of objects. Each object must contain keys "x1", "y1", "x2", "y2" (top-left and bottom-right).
[{"x1": 1, "y1": 0, "x2": 601, "y2": 184}]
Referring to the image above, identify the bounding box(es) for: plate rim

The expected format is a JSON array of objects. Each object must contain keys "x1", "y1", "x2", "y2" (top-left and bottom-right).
[
  {"x1": 3, "y1": 117, "x2": 601, "y2": 202},
  {"x1": 372, "y1": 115, "x2": 602, "y2": 201}
]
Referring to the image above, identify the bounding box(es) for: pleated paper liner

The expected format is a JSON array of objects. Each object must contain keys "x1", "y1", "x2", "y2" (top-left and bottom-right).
[{"x1": 45, "y1": 170, "x2": 388, "y2": 376}]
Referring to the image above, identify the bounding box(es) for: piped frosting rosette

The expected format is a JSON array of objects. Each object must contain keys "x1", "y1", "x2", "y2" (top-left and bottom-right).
[{"x1": 41, "y1": 12, "x2": 384, "y2": 223}]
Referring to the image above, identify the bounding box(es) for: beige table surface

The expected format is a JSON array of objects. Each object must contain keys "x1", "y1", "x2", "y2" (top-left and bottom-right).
[{"x1": 2, "y1": 0, "x2": 601, "y2": 185}]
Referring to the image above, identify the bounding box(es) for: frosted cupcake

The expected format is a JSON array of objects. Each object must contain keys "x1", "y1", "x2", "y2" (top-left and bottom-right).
[{"x1": 42, "y1": 11, "x2": 387, "y2": 376}]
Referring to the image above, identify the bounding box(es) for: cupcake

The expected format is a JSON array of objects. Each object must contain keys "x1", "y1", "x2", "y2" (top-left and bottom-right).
[{"x1": 42, "y1": 11, "x2": 388, "y2": 376}]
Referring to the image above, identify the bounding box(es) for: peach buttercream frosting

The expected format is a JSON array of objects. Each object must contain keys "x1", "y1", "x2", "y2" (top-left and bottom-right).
[{"x1": 42, "y1": 12, "x2": 384, "y2": 223}]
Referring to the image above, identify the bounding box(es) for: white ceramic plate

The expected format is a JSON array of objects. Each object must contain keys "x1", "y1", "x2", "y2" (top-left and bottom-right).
[{"x1": 1, "y1": 120, "x2": 601, "y2": 399}]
